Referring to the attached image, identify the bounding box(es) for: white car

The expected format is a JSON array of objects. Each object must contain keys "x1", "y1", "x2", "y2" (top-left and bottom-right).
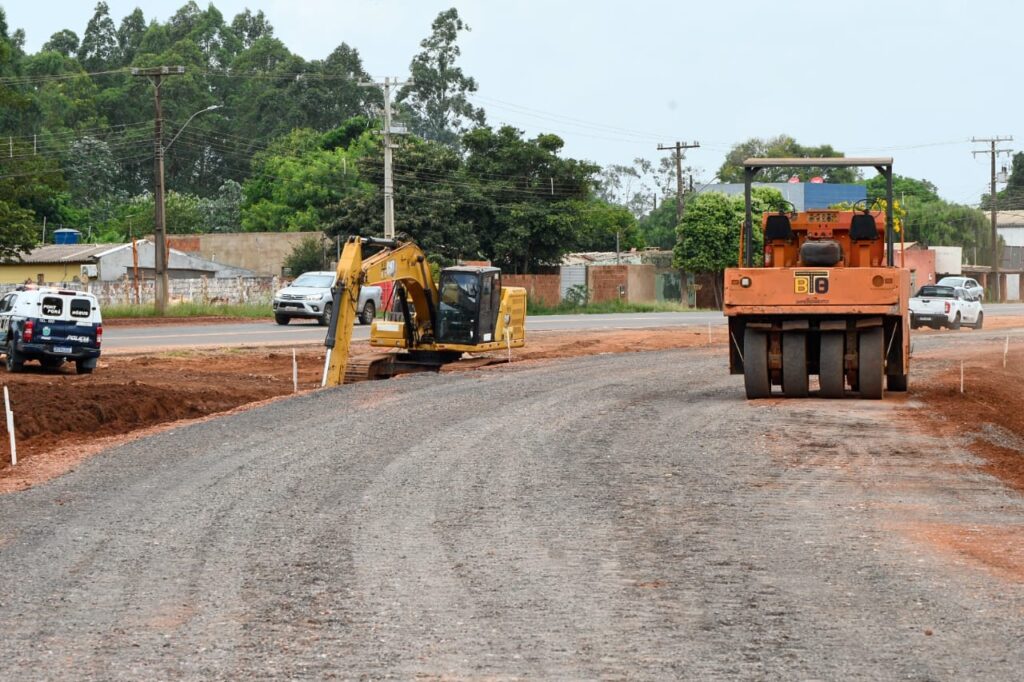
[
  {"x1": 272, "y1": 271, "x2": 382, "y2": 326},
  {"x1": 909, "y1": 285, "x2": 983, "y2": 330},
  {"x1": 936, "y1": 276, "x2": 984, "y2": 301}
]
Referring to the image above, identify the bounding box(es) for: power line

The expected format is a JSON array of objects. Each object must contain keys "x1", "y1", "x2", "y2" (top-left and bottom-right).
[{"x1": 971, "y1": 135, "x2": 1014, "y2": 298}]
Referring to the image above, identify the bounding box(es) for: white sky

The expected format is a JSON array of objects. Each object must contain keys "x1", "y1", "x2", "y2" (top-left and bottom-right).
[{"x1": 6, "y1": 0, "x2": 1021, "y2": 205}]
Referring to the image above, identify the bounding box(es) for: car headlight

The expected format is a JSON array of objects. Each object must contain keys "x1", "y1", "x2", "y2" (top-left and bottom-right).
[{"x1": 305, "y1": 293, "x2": 324, "y2": 301}]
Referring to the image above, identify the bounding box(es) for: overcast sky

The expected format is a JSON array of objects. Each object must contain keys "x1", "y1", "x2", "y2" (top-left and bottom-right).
[{"x1": 5, "y1": 0, "x2": 1020, "y2": 205}]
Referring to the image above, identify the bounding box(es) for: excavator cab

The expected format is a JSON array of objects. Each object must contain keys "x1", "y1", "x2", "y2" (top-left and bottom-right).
[{"x1": 436, "y1": 266, "x2": 502, "y2": 345}]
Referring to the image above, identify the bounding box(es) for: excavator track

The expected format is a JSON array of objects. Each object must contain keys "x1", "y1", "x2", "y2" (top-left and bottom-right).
[{"x1": 343, "y1": 355, "x2": 395, "y2": 384}]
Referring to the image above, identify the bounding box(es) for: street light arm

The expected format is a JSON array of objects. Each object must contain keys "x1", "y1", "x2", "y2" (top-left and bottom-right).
[{"x1": 165, "y1": 104, "x2": 221, "y2": 151}]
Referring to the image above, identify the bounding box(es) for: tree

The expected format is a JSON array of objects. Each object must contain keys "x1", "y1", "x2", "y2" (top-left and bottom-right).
[
  {"x1": 283, "y1": 235, "x2": 327, "y2": 275},
  {"x1": 231, "y1": 9, "x2": 273, "y2": 48},
  {"x1": 674, "y1": 188, "x2": 781, "y2": 306},
  {"x1": 572, "y1": 201, "x2": 641, "y2": 252},
  {"x1": 203, "y1": 180, "x2": 242, "y2": 232},
  {"x1": 718, "y1": 135, "x2": 859, "y2": 184},
  {"x1": 0, "y1": 202, "x2": 39, "y2": 261},
  {"x1": 982, "y1": 151, "x2": 1024, "y2": 211},
  {"x1": 115, "y1": 9, "x2": 146, "y2": 66},
  {"x1": 863, "y1": 173, "x2": 939, "y2": 205},
  {"x1": 242, "y1": 126, "x2": 368, "y2": 233},
  {"x1": 42, "y1": 30, "x2": 80, "y2": 57},
  {"x1": 397, "y1": 8, "x2": 485, "y2": 148},
  {"x1": 77, "y1": 2, "x2": 118, "y2": 72},
  {"x1": 462, "y1": 126, "x2": 599, "y2": 272},
  {"x1": 637, "y1": 197, "x2": 680, "y2": 250}
]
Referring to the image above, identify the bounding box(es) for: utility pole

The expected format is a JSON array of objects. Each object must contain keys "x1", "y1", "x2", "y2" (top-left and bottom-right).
[
  {"x1": 657, "y1": 141, "x2": 700, "y2": 225},
  {"x1": 361, "y1": 76, "x2": 412, "y2": 240},
  {"x1": 133, "y1": 65, "x2": 184, "y2": 314},
  {"x1": 972, "y1": 136, "x2": 1013, "y2": 302}
]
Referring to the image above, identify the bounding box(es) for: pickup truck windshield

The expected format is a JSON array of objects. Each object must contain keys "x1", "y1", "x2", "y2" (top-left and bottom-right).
[
  {"x1": 292, "y1": 274, "x2": 334, "y2": 288},
  {"x1": 915, "y1": 286, "x2": 955, "y2": 298}
]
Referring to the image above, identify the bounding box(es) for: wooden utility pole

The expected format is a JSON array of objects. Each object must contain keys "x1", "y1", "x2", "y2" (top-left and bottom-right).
[
  {"x1": 360, "y1": 77, "x2": 412, "y2": 240},
  {"x1": 133, "y1": 66, "x2": 184, "y2": 314},
  {"x1": 657, "y1": 141, "x2": 700, "y2": 224},
  {"x1": 972, "y1": 136, "x2": 1013, "y2": 302}
]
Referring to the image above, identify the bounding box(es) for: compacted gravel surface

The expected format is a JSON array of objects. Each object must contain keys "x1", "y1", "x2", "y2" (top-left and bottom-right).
[{"x1": 0, "y1": 347, "x2": 1022, "y2": 679}]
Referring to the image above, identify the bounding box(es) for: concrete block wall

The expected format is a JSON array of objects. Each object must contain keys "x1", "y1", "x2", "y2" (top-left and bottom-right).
[
  {"x1": 0, "y1": 276, "x2": 282, "y2": 307},
  {"x1": 503, "y1": 274, "x2": 561, "y2": 306}
]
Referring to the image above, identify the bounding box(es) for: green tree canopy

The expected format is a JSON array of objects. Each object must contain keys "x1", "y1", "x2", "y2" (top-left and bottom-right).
[
  {"x1": 718, "y1": 135, "x2": 859, "y2": 184},
  {"x1": 397, "y1": 8, "x2": 485, "y2": 148},
  {"x1": 283, "y1": 235, "x2": 328, "y2": 275},
  {"x1": 674, "y1": 187, "x2": 782, "y2": 305}
]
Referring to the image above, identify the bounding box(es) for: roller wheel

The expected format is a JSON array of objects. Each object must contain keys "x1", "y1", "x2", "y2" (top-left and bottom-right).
[
  {"x1": 743, "y1": 328, "x2": 770, "y2": 399},
  {"x1": 858, "y1": 327, "x2": 884, "y2": 399},
  {"x1": 819, "y1": 332, "x2": 845, "y2": 398},
  {"x1": 782, "y1": 331, "x2": 808, "y2": 398}
]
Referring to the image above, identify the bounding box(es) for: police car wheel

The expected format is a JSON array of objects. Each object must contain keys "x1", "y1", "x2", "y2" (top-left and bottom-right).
[
  {"x1": 5, "y1": 342, "x2": 23, "y2": 373},
  {"x1": 75, "y1": 360, "x2": 94, "y2": 375}
]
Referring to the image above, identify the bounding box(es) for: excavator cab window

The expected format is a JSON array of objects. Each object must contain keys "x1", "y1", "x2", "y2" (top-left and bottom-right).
[
  {"x1": 437, "y1": 270, "x2": 481, "y2": 344},
  {"x1": 436, "y1": 268, "x2": 501, "y2": 345}
]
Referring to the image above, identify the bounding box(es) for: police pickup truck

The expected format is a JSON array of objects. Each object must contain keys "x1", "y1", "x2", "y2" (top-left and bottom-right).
[{"x1": 0, "y1": 287, "x2": 103, "y2": 374}]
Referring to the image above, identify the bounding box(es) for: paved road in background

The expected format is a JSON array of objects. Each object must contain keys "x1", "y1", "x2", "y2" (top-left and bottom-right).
[
  {"x1": 2, "y1": 338, "x2": 1022, "y2": 677},
  {"x1": 103, "y1": 305, "x2": 1024, "y2": 352},
  {"x1": 102, "y1": 311, "x2": 728, "y2": 352}
]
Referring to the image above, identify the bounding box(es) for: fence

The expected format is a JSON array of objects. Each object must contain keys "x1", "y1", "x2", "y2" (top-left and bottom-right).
[{"x1": 0, "y1": 276, "x2": 282, "y2": 306}]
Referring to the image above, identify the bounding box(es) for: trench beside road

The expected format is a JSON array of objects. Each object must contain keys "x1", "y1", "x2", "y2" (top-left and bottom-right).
[{"x1": 0, "y1": 341, "x2": 1022, "y2": 678}]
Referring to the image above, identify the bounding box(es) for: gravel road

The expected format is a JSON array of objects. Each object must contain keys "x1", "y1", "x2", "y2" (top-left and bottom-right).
[{"x1": 0, "y1": 347, "x2": 1022, "y2": 679}]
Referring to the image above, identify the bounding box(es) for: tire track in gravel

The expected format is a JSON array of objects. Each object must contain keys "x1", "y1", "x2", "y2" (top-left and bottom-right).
[{"x1": 0, "y1": 347, "x2": 1021, "y2": 679}]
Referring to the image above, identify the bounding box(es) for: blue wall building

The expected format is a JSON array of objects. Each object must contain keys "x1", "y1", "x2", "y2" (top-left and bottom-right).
[{"x1": 701, "y1": 182, "x2": 867, "y2": 211}]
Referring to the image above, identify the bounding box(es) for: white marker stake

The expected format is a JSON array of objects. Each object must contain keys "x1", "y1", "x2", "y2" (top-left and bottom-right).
[
  {"x1": 4, "y1": 386, "x2": 15, "y2": 467},
  {"x1": 960, "y1": 360, "x2": 964, "y2": 394},
  {"x1": 292, "y1": 349, "x2": 298, "y2": 393},
  {"x1": 1005, "y1": 335, "x2": 1010, "y2": 369},
  {"x1": 321, "y1": 349, "x2": 332, "y2": 387}
]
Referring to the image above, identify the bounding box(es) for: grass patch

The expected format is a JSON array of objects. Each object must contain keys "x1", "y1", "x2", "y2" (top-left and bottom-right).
[
  {"x1": 528, "y1": 299, "x2": 699, "y2": 315},
  {"x1": 103, "y1": 302, "x2": 271, "y2": 319}
]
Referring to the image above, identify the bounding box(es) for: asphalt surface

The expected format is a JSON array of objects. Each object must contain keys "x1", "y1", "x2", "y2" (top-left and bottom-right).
[
  {"x1": 102, "y1": 305, "x2": 1024, "y2": 352},
  {"x1": 101, "y1": 311, "x2": 731, "y2": 351},
  {"x1": 1, "y1": 341, "x2": 1023, "y2": 678}
]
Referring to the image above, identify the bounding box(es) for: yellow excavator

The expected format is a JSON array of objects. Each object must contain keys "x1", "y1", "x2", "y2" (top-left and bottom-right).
[{"x1": 322, "y1": 236, "x2": 527, "y2": 386}]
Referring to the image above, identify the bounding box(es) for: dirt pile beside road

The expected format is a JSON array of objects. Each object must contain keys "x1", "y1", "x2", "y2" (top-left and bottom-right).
[{"x1": 912, "y1": 345, "x2": 1024, "y2": 492}]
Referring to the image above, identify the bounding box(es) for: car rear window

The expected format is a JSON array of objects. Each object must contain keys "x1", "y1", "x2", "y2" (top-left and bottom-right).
[
  {"x1": 916, "y1": 286, "x2": 955, "y2": 298},
  {"x1": 70, "y1": 298, "x2": 92, "y2": 318},
  {"x1": 41, "y1": 296, "x2": 63, "y2": 317}
]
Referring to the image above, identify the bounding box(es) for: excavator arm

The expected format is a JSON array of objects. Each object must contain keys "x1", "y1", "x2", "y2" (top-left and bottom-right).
[{"x1": 322, "y1": 236, "x2": 439, "y2": 387}]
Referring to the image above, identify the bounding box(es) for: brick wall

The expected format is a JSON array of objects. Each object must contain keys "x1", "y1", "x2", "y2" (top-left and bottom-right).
[
  {"x1": 503, "y1": 274, "x2": 560, "y2": 306},
  {"x1": 588, "y1": 265, "x2": 629, "y2": 303}
]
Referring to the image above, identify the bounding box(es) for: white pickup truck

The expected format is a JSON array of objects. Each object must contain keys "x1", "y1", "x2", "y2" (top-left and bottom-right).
[
  {"x1": 272, "y1": 271, "x2": 382, "y2": 326},
  {"x1": 909, "y1": 284, "x2": 983, "y2": 330}
]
